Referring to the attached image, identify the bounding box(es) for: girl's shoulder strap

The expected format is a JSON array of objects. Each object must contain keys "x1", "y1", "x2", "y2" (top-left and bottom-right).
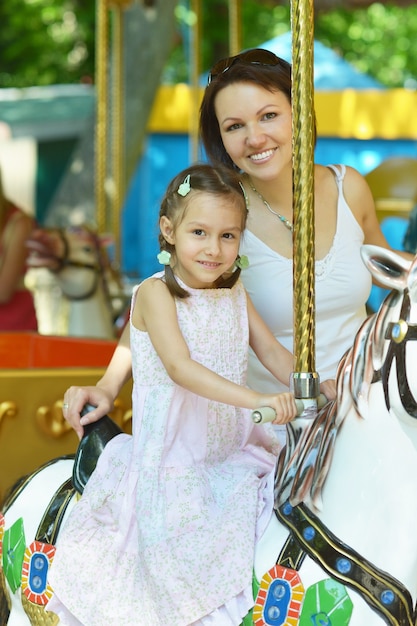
[{"x1": 326, "y1": 163, "x2": 346, "y2": 184}]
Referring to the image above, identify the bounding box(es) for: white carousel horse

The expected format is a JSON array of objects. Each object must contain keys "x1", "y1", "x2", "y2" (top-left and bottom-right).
[
  {"x1": 25, "y1": 226, "x2": 128, "y2": 339},
  {"x1": 251, "y1": 244, "x2": 417, "y2": 626},
  {"x1": 2, "y1": 244, "x2": 417, "y2": 625}
]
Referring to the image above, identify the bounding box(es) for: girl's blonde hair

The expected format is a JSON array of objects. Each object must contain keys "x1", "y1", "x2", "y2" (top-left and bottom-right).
[{"x1": 159, "y1": 163, "x2": 247, "y2": 298}]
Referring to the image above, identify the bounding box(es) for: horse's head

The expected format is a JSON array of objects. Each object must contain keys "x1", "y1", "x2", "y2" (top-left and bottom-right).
[
  {"x1": 277, "y1": 245, "x2": 417, "y2": 511},
  {"x1": 359, "y1": 245, "x2": 417, "y2": 428},
  {"x1": 26, "y1": 226, "x2": 118, "y2": 302}
]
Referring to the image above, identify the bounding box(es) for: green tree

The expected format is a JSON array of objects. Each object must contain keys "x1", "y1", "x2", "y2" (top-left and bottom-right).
[
  {"x1": 163, "y1": 1, "x2": 417, "y2": 88},
  {"x1": 0, "y1": 0, "x2": 95, "y2": 87},
  {"x1": 1, "y1": 2, "x2": 417, "y2": 89}
]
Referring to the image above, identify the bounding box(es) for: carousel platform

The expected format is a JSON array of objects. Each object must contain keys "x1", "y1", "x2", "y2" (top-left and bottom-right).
[{"x1": 0, "y1": 332, "x2": 132, "y2": 502}]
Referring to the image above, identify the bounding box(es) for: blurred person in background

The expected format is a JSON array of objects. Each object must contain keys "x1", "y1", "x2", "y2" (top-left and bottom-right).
[{"x1": 0, "y1": 165, "x2": 38, "y2": 331}]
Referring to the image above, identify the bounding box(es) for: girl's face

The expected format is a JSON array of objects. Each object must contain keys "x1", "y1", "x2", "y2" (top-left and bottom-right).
[
  {"x1": 214, "y1": 82, "x2": 292, "y2": 181},
  {"x1": 161, "y1": 191, "x2": 243, "y2": 289}
]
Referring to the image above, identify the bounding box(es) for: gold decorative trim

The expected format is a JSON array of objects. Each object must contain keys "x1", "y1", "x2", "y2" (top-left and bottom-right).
[
  {"x1": 34, "y1": 398, "x2": 132, "y2": 439},
  {"x1": 0, "y1": 401, "x2": 18, "y2": 432},
  {"x1": 21, "y1": 591, "x2": 59, "y2": 626},
  {"x1": 36, "y1": 401, "x2": 72, "y2": 439}
]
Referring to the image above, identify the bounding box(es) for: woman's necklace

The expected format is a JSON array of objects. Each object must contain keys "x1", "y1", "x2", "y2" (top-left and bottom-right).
[{"x1": 247, "y1": 179, "x2": 293, "y2": 232}]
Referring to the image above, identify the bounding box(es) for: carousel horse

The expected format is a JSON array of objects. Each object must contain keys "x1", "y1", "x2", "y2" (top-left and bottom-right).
[
  {"x1": 2, "y1": 244, "x2": 417, "y2": 626},
  {"x1": 25, "y1": 226, "x2": 128, "y2": 339}
]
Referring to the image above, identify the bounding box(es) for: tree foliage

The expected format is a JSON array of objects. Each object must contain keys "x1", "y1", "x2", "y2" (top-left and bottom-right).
[
  {"x1": 0, "y1": 0, "x2": 95, "y2": 87},
  {"x1": 166, "y1": 1, "x2": 417, "y2": 88},
  {"x1": 1, "y1": 1, "x2": 416, "y2": 89}
]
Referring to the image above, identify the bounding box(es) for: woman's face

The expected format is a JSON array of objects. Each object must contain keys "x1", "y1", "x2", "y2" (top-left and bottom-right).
[{"x1": 214, "y1": 82, "x2": 293, "y2": 181}]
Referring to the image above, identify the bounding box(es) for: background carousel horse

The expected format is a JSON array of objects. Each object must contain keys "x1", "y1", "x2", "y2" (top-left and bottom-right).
[
  {"x1": 2, "y1": 244, "x2": 417, "y2": 625},
  {"x1": 25, "y1": 226, "x2": 129, "y2": 339}
]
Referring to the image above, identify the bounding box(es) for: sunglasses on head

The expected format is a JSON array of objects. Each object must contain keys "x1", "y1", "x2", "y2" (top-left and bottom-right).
[{"x1": 208, "y1": 49, "x2": 282, "y2": 84}]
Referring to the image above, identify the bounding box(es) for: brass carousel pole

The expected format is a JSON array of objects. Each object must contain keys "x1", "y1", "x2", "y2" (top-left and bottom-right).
[
  {"x1": 190, "y1": 0, "x2": 202, "y2": 163},
  {"x1": 96, "y1": 0, "x2": 132, "y2": 266},
  {"x1": 109, "y1": 1, "x2": 126, "y2": 268},
  {"x1": 228, "y1": 0, "x2": 241, "y2": 56},
  {"x1": 290, "y1": 0, "x2": 318, "y2": 402},
  {"x1": 95, "y1": 0, "x2": 109, "y2": 236}
]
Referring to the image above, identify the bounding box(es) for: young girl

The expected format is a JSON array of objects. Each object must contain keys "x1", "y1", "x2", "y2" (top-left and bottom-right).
[{"x1": 48, "y1": 163, "x2": 299, "y2": 626}]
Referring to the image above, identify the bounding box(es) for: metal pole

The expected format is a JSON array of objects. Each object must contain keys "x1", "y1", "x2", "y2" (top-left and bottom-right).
[
  {"x1": 95, "y1": 0, "x2": 109, "y2": 235},
  {"x1": 228, "y1": 0, "x2": 241, "y2": 56},
  {"x1": 290, "y1": 0, "x2": 318, "y2": 401},
  {"x1": 190, "y1": 0, "x2": 201, "y2": 164},
  {"x1": 110, "y1": 3, "x2": 124, "y2": 267}
]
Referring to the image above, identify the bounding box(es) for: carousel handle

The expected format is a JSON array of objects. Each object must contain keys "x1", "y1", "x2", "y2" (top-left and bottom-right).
[{"x1": 251, "y1": 393, "x2": 328, "y2": 424}]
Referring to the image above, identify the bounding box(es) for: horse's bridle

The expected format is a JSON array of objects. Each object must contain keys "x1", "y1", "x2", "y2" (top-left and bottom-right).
[
  {"x1": 275, "y1": 502, "x2": 416, "y2": 626},
  {"x1": 373, "y1": 289, "x2": 417, "y2": 419},
  {"x1": 52, "y1": 229, "x2": 106, "y2": 301}
]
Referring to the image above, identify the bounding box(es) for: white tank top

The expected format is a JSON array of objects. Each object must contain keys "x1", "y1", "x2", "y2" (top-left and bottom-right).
[{"x1": 240, "y1": 164, "x2": 372, "y2": 394}]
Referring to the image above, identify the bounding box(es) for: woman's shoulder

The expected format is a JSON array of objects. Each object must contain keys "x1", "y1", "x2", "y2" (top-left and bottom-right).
[
  {"x1": 318, "y1": 163, "x2": 365, "y2": 183},
  {"x1": 316, "y1": 163, "x2": 369, "y2": 194}
]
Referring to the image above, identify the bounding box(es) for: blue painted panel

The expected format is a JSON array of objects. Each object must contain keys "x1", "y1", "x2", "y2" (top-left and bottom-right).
[{"x1": 122, "y1": 134, "x2": 191, "y2": 279}]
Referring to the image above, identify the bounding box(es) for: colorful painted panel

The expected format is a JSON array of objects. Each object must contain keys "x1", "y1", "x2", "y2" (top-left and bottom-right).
[
  {"x1": 21, "y1": 540, "x2": 56, "y2": 606},
  {"x1": 253, "y1": 565, "x2": 304, "y2": 626},
  {"x1": 299, "y1": 579, "x2": 353, "y2": 625}
]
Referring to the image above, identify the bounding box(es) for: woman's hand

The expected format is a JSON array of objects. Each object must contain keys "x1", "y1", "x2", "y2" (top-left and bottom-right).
[
  {"x1": 256, "y1": 392, "x2": 298, "y2": 425},
  {"x1": 62, "y1": 385, "x2": 114, "y2": 439},
  {"x1": 319, "y1": 379, "x2": 336, "y2": 402}
]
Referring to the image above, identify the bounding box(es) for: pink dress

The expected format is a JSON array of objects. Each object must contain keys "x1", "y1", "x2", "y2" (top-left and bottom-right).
[{"x1": 47, "y1": 275, "x2": 279, "y2": 626}]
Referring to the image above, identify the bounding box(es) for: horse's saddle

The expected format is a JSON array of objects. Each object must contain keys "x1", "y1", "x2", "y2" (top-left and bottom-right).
[{"x1": 72, "y1": 404, "x2": 123, "y2": 494}]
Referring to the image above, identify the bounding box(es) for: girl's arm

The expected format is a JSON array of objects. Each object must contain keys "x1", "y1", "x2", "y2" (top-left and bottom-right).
[
  {"x1": 134, "y1": 278, "x2": 297, "y2": 423},
  {"x1": 247, "y1": 294, "x2": 336, "y2": 400},
  {"x1": 246, "y1": 294, "x2": 294, "y2": 385},
  {"x1": 64, "y1": 324, "x2": 132, "y2": 438}
]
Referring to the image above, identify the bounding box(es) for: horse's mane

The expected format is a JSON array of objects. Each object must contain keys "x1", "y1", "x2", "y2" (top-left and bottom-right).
[{"x1": 275, "y1": 292, "x2": 398, "y2": 512}]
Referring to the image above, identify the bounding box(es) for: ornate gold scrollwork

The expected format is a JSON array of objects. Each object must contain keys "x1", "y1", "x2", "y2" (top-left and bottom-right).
[
  {"x1": 0, "y1": 401, "x2": 18, "y2": 432},
  {"x1": 35, "y1": 399, "x2": 132, "y2": 438},
  {"x1": 36, "y1": 401, "x2": 73, "y2": 439}
]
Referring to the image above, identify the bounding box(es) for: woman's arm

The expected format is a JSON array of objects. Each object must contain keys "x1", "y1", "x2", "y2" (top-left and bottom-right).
[
  {"x1": 344, "y1": 166, "x2": 413, "y2": 262},
  {"x1": 246, "y1": 294, "x2": 294, "y2": 385},
  {"x1": 134, "y1": 278, "x2": 297, "y2": 422},
  {"x1": 64, "y1": 324, "x2": 132, "y2": 438}
]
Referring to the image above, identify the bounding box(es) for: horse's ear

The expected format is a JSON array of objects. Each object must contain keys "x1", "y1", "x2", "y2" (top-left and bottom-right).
[{"x1": 360, "y1": 244, "x2": 411, "y2": 291}]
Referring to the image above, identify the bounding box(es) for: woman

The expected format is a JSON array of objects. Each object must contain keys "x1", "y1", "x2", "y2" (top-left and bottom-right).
[
  {"x1": 0, "y1": 166, "x2": 38, "y2": 331},
  {"x1": 199, "y1": 48, "x2": 410, "y2": 412}
]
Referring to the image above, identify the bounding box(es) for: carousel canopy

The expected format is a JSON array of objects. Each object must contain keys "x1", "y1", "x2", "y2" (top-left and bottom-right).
[{"x1": 262, "y1": 31, "x2": 384, "y2": 90}]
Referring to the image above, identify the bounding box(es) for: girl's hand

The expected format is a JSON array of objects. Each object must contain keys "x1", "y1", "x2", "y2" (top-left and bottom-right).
[
  {"x1": 62, "y1": 385, "x2": 114, "y2": 439},
  {"x1": 257, "y1": 392, "x2": 298, "y2": 425},
  {"x1": 319, "y1": 379, "x2": 336, "y2": 401}
]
